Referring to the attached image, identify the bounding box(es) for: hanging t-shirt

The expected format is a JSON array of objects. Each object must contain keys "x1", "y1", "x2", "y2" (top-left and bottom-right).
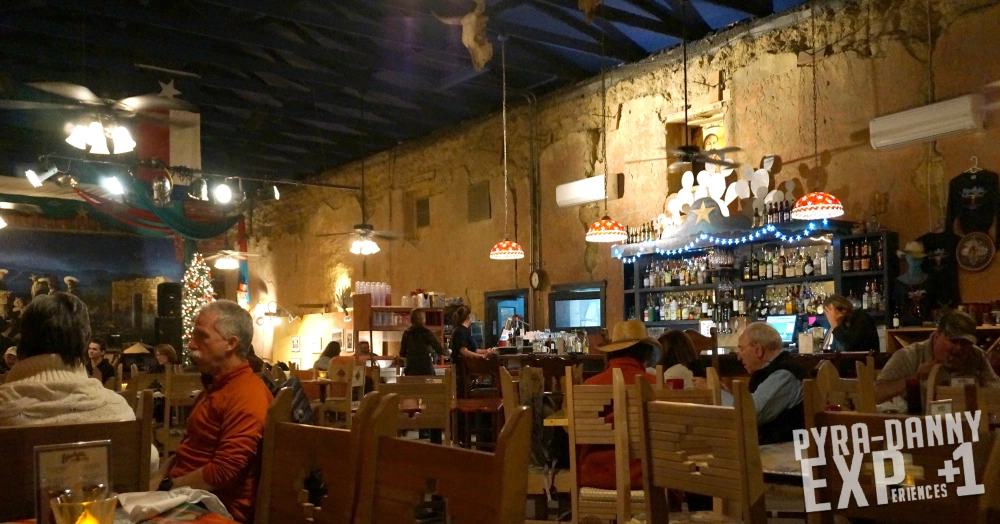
[
  {"x1": 945, "y1": 170, "x2": 1000, "y2": 239},
  {"x1": 892, "y1": 279, "x2": 930, "y2": 327},
  {"x1": 917, "y1": 231, "x2": 961, "y2": 309}
]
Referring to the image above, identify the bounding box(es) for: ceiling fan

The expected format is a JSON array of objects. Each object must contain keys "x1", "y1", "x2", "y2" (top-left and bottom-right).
[
  {"x1": 661, "y1": 0, "x2": 741, "y2": 172},
  {"x1": 315, "y1": 98, "x2": 401, "y2": 255},
  {"x1": 205, "y1": 249, "x2": 261, "y2": 270}
]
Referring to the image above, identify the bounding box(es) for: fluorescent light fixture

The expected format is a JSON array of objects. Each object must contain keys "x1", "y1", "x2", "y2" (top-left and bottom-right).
[
  {"x1": 66, "y1": 124, "x2": 89, "y2": 150},
  {"x1": 102, "y1": 176, "x2": 125, "y2": 195},
  {"x1": 112, "y1": 126, "x2": 136, "y2": 154},
  {"x1": 350, "y1": 237, "x2": 380, "y2": 255},
  {"x1": 25, "y1": 166, "x2": 58, "y2": 188},
  {"x1": 213, "y1": 182, "x2": 233, "y2": 204},
  {"x1": 214, "y1": 254, "x2": 240, "y2": 270}
]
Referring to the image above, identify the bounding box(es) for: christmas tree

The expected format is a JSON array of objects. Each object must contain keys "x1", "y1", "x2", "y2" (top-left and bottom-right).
[{"x1": 182, "y1": 252, "x2": 215, "y2": 346}]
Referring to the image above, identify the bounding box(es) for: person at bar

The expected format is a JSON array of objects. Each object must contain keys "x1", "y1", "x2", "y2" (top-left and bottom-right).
[
  {"x1": 821, "y1": 294, "x2": 880, "y2": 352},
  {"x1": 657, "y1": 329, "x2": 705, "y2": 389},
  {"x1": 450, "y1": 306, "x2": 490, "y2": 397},
  {"x1": 150, "y1": 300, "x2": 273, "y2": 523},
  {"x1": 874, "y1": 309, "x2": 999, "y2": 404},
  {"x1": 578, "y1": 319, "x2": 660, "y2": 489},
  {"x1": 727, "y1": 322, "x2": 806, "y2": 444},
  {"x1": 400, "y1": 308, "x2": 448, "y2": 376}
]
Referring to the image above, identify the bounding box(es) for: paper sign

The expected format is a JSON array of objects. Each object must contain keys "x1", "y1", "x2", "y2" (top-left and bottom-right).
[
  {"x1": 698, "y1": 320, "x2": 716, "y2": 338},
  {"x1": 798, "y1": 333, "x2": 814, "y2": 354},
  {"x1": 35, "y1": 440, "x2": 112, "y2": 524},
  {"x1": 928, "y1": 399, "x2": 953, "y2": 415}
]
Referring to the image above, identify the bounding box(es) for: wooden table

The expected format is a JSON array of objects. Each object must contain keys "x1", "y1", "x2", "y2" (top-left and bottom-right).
[
  {"x1": 544, "y1": 409, "x2": 568, "y2": 427},
  {"x1": 759, "y1": 441, "x2": 802, "y2": 484}
]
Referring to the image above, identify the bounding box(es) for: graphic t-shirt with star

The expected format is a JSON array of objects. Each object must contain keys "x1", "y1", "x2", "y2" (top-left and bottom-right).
[
  {"x1": 917, "y1": 231, "x2": 961, "y2": 309},
  {"x1": 945, "y1": 170, "x2": 999, "y2": 240}
]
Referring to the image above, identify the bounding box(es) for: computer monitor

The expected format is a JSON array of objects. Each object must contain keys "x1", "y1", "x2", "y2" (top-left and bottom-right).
[{"x1": 766, "y1": 315, "x2": 798, "y2": 346}]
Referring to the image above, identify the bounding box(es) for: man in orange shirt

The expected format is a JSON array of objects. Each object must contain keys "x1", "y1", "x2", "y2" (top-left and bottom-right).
[
  {"x1": 150, "y1": 300, "x2": 273, "y2": 523},
  {"x1": 577, "y1": 319, "x2": 660, "y2": 490}
]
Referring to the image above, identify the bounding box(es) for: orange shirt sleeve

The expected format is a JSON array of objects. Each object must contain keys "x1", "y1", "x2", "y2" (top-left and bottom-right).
[{"x1": 201, "y1": 380, "x2": 271, "y2": 488}]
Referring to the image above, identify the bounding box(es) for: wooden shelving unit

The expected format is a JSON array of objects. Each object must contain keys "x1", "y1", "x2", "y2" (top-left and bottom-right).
[{"x1": 352, "y1": 293, "x2": 445, "y2": 356}]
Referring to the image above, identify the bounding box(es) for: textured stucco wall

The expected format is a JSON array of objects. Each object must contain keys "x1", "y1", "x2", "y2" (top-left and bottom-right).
[{"x1": 250, "y1": 0, "x2": 1000, "y2": 352}]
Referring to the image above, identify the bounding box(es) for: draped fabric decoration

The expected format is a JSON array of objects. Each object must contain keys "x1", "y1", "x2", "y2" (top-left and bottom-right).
[{"x1": 73, "y1": 174, "x2": 240, "y2": 240}]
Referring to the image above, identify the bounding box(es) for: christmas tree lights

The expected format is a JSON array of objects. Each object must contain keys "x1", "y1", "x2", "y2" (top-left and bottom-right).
[{"x1": 182, "y1": 252, "x2": 215, "y2": 347}]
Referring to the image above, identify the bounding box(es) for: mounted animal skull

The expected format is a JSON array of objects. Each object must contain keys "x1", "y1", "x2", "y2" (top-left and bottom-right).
[
  {"x1": 434, "y1": 0, "x2": 493, "y2": 71},
  {"x1": 579, "y1": 0, "x2": 602, "y2": 22}
]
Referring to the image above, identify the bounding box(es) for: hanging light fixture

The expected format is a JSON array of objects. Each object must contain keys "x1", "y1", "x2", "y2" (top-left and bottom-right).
[
  {"x1": 490, "y1": 38, "x2": 525, "y2": 261},
  {"x1": 791, "y1": 192, "x2": 844, "y2": 220},
  {"x1": 214, "y1": 254, "x2": 240, "y2": 270},
  {"x1": 111, "y1": 125, "x2": 136, "y2": 154},
  {"x1": 65, "y1": 124, "x2": 89, "y2": 150},
  {"x1": 25, "y1": 165, "x2": 58, "y2": 188},
  {"x1": 65, "y1": 117, "x2": 135, "y2": 155},
  {"x1": 585, "y1": 23, "x2": 627, "y2": 244},
  {"x1": 350, "y1": 236, "x2": 381, "y2": 255}
]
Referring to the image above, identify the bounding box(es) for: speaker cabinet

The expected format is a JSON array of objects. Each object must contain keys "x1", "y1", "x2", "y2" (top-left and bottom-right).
[
  {"x1": 157, "y1": 282, "x2": 183, "y2": 318},
  {"x1": 155, "y1": 316, "x2": 184, "y2": 354}
]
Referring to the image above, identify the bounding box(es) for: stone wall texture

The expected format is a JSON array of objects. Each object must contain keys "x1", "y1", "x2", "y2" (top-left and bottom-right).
[{"x1": 249, "y1": 0, "x2": 1000, "y2": 348}]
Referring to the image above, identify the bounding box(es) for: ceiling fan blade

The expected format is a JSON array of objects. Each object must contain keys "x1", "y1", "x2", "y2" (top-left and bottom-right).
[
  {"x1": 373, "y1": 230, "x2": 402, "y2": 240},
  {"x1": 705, "y1": 146, "x2": 742, "y2": 155},
  {"x1": 27, "y1": 82, "x2": 102, "y2": 104},
  {"x1": 116, "y1": 95, "x2": 197, "y2": 113},
  {"x1": 131, "y1": 111, "x2": 197, "y2": 127},
  {"x1": 317, "y1": 232, "x2": 354, "y2": 237},
  {"x1": 701, "y1": 157, "x2": 741, "y2": 168},
  {"x1": 236, "y1": 253, "x2": 262, "y2": 258},
  {"x1": 0, "y1": 100, "x2": 83, "y2": 110},
  {"x1": 203, "y1": 254, "x2": 223, "y2": 260}
]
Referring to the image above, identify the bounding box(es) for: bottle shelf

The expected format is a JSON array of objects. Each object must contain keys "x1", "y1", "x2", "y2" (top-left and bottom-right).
[
  {"x1": 643, "y1": 320, "x2": 702, "y2": 327},
  {"x1": 841, "y1": 270, "x2": 885, "y2": 278},
  {"x1": 738, "y1": 275, "x2": 834, "y2": 288},
  {"x1": 637, "y1": 283, "x2": 718, "y2": 293}
]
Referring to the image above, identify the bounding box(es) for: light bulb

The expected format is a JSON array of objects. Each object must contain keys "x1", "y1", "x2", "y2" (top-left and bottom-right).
[
  {"x1": 102, "y1": 176, "x2": 125, "y2": 195},
  {"x1": 273, "y1": 185, "x2": 280, "y2": 200},
  {"x1": 66, "y1": 124, "x2": 89, "y2": 150},
  {"x1": 214, "y1": 183, "x2": 233, "y2": 204},
  {"x1": 112, "y1": 126, "x2": 136, "y2": 154}
]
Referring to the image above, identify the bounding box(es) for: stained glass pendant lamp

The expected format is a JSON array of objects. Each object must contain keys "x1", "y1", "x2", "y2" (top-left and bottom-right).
[
  {"x1": 791, "y1": 191, "x2": 844, "y2": 220},
  {"x1": 490, "y1": 39, "x2": 525, "y2": 260},
  {"x1": 585, "y1": 29, "x2": 626, "y2": 244}
]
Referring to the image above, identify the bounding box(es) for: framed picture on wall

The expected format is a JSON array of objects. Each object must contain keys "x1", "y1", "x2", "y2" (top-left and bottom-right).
[
  {"x1": 345, "y1": 331, "x2": 354, "y2": 352},
  {"x1": 330, "y1": 329, "x2": 343, "y2": 351},
  {"x1": 305, "y1": 337, "x2": 321, "y2": 355},
  {"x1": 291, "y1": 336, "x2": 300, "y2": 353}
]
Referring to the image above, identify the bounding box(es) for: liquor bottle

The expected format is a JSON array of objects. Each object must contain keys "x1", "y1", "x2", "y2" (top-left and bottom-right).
[
  {"x1": 784, "y1": 289, "x2": 795, "y2": 314},
  {"x1": 753, "y1": 207, "x2": 761, "y2": 228},
  {"x1": 738, "y1": 290, "x2": 746, "y2": 316},
  {"x1": 820, "y1": 247, "x2": 828, "y2": 275},
  {"x1": 643, "y1": 267, "x2": 650, "y2": 288},
  {"x1": 777, "y1": 248, "x2": 786, "y2": 279},
  {"x1": 743, "y1": 258, "x2": 751, "y2": 281},
  {"x1": 852, "y1": 243, "x2": 863, "y2": 272},
  {"x1": 893, "y1": 307, "x2": 901, "y2": 328},
  {"x1": 826, "y1": 247, "x2": 835, "y2": 275},
  {"x1": 804, "y1": 251, "x2": 815, "y2": 276},
  {"x1": 862, "y1": 282, "x2": 871, "y2": 310},
  {"x1": 762, "y1": 251, "x2": 771, "y2": 280},
  {"x1": 842, "y1": 243, "x2": 852, "y2": 272},
  {"x1": 669, "y1": 297, "x2": 679, "y2": 320},
  {"x1": 751, "y1": 250, "x2": 760, "y2": 281},
  {"x1": 782, "y1": 200, "x2": 791, "y2": 223},
  {"x1": 876, "y1": 237, "x2": 884, "y2": 270},
  {"x1": 861, "y1": 239, "x2": 871, "y2": 271}
]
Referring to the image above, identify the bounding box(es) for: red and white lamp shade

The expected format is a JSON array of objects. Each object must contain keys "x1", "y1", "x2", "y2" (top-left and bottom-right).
[
  {"x1": 585, "y1": 215, "x2": 628, "y2": 243},
  {"x1": 490, "y1": 238, "x2": 525, "y2": 260},
  {"x1": 791, "y1": 192, "x2": 844, "y2": 220}
]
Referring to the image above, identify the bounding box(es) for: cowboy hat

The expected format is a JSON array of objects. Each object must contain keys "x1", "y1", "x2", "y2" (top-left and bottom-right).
[
  {"x1": 896, "y1": 240, "x2": 926, "y2": 259},
  {"x1": 599, "y1": 319, "x2": 663, "y2": 354}
]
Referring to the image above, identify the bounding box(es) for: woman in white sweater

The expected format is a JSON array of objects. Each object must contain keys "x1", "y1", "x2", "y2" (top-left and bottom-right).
[{"x1": 0, "y1": 293, "x2": 135, "y2": 426}]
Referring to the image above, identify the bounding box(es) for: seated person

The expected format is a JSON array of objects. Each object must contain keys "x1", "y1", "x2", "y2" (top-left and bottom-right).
[
  {"x1": 821, "y1": 294, "x2": 880, "y2": 352},
  {"x1": 314, "y1": 340, "x2": 341, "y2": 371},
  {"x1": 0, "y1": 293, "x2": 135, "y2": 426},
  {"x1": 874, "y1": 309, "x2": 999, "y2": 404},
  {"x1": 725, "y1": 322, "x2": 806, "y2": 444},
  {"x1": 0, "y1": 346, "x2": 16, "y2": 374},
  {"x1": 150, "y1": 343, "x2": 179, "y2": 373},
  {"x1": 656, "y1": 329, "x2": 706, "y2": 389},
  {"x1": 578, "y1": 319, "x2": 660, "y2": 490},
  {"x1": 150, "y1": 300, "x2": 274, "y2": 523},
  {"x1": 85, "y1": 338, "x2": 116, "y2": 384},
  {"x1": 354, "y1": 340, "x2": 376, "y2": 393}
]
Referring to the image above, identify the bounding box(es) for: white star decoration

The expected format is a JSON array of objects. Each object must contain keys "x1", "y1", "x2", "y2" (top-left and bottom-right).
[{"x1": 158, "y1": 80, "x2": 181, "y2": 99}]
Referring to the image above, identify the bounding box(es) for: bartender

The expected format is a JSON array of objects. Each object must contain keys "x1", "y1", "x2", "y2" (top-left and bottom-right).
[
  {"x1": 821, "y1": 294, "x2": 880, "y2": 352},
  {"x1": 450, "y1": 306, "x2": 490, "y2": 397}
]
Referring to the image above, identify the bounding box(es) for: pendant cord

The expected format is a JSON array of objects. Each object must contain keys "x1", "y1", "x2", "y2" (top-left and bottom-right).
[
  {"x1": 683, "y1": 0, "x2": 689, "y2": 146},
  {"x1": 501, "y1": 37, "x2": 509, "y2": 238},
  {"x1": 812, "y1": 0, "x2": 818, "y2": 169},
  {"x1": 361, "y1": 95, "x2": 367, "y2": 225},
  {"x1": 600, "y1": 9, "x2": 609, "y2": 214}
]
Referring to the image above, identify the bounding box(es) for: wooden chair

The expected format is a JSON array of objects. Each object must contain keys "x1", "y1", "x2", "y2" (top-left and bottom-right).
[
  {"x1": 528, "y1": 355, "x2": 572, "y2": 393},
  {"x1": 312, "y1": 356, "x2": 357, "y2": 429},
  {"x1": 499, "y1": 366, "x2": 520, "y2": 425},
  {"x1": 378, "y1": 369, "x2": 453, "y2": 444},
  {"x1": 270, "y1": 365, "x2": 288, "y2": 387},
  {"x1": 127, "y1": 369, "x2": 165, "y2": 393},
  {"x1": 685, "y1": 327, "x2": 720, "y2": 373},
  {"x1": 353, "y1": 403, "x2": 533, "y2": 524},
  {"x1": 636, "y1": 379, "x2": 766, "y2": 523},
  {"x1": 812, "y1": 359, "x2": 877, "y2": 413},
  {"x1": 0, "y1": 391, "x2": 154, "y2": 520},
  {"x1": 156, "y1": 366, "x2": 203, "y2": 455},
  {"x1": 255, "y1": 389, "x2": 397, "y2": 524},
  {"x1": 808, "y1": 408, "x2": 1000, "y2": 523},
  {"x1": 460, "y1": 354, "x2": 501, "y2": 398}
]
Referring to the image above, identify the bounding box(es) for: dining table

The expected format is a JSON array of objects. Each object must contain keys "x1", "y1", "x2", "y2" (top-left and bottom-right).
[{"x1": 6, "y1": 502, "x2": 238, "y2": 524}]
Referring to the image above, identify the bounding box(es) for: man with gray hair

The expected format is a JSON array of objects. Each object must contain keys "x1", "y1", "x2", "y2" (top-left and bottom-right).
[
  {"x1": 149, "y1": 300, "x2": 272, "y2": 523},
  {"x1": 724, "y1": 322, "x2": 807, "y2": 444}
]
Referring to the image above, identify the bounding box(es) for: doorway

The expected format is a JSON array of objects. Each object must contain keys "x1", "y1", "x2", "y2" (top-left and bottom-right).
[{"x1": 484, "y1": 289, "x2": 528, "y2": 348}]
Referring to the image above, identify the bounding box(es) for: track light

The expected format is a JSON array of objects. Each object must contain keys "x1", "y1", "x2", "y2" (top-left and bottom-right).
[
  {"x1": 213, "y1": 182, "x2": 233, "y2": 204},
  {"x1": 25, "y1": 166, "x2": 58, "y2": 188},
  {"x1": 102, "y1": 176, "x2": 125, "y2": 195}
]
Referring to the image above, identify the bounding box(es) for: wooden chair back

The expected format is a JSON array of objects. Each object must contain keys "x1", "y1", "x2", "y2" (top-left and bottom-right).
[
  {"x1": 613, "y1": 368, "x2": 719, "y2": 522},
  {"x1": 813, "y1": 359, "x2": 877, "y2": 413},
  {"x1": 0, "y1": 391, "x2": 154, "y2": 520},
  {"x1": 354, "y1": 404, "x2": 533, "y2": 524},
  {"x1": 564, "y1": 365, "x2": 617, "y2": 523},
  {"x1": 809, "y1": 409, "x2": 1000, "y2": 523},
  {"x1": 460, "y1": 354, "x2": 501, "y2": 398},
  {"x1": 378, "y1": 369, "x2": 452, "y2": 443},
  {"x1": 255, "y1": 389, "x2": 396, "y2": 524},
  {"x1": 636, "y1": 379, "x2": 766, "y2": 523},
  {"x1": 294, "y1": 368, "x2": 316, "y2": 382},
  {"x1": 310, "y1": 356, "x2": 357, "y2": 429},
  {"x1": 270, "y1": 365, "x2": 288, "y2": 386},
  {"x1": 101, "y1": 363, "x2": 123, "y2": 391},
  {"x1": 158, "y1": 366, "x2": 203, "y2": 454},
  {"x1": 684, "y1": 327, "x2": 720, "y2": 371},
  {"x1": 528, "y1": 355, "x2": 572, "y2": 393},
  {"x1": 499, "y1": 366, "x2": 519, "y2": 425},
  {"x1": 127, "y1": 370, "x2": 165, "y2": 392}
]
